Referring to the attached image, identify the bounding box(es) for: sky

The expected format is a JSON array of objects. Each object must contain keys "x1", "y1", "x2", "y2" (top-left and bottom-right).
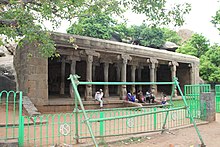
[{"x1": 50, "y1": 0, "x2": 220, "y2": 44}]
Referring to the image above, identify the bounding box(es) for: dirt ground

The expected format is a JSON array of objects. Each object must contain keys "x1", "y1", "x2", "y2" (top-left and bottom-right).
[{"x1": 111, "y1": 113, "x2": 220, "y2": 147}]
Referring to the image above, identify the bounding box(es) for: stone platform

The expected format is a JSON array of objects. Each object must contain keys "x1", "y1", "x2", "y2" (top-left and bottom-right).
[{"x1": 37, "y1": 96, "x2": 159, "y2": 113}]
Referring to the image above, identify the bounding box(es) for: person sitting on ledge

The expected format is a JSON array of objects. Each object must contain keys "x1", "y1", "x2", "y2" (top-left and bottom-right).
[
  {"x1": 95, "y1": 89, "x2": 103, "y2": 108},
  {"x1": 137, "y1": 90, "x2": 145, "y2": 103},
  {"x1": 161, "y1": 94, "x2": 167, "y2": 105},
  {"x1": 127, "y1": 91, "x2": 136, "y2": 102},
  {"x1": 145, "y1": 90, "x2": 155, "y2": 103}
]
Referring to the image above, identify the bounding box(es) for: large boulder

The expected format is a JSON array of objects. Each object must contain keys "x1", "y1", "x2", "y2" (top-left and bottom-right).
[
  {"x1": 0, "y1": 46, "x2": 6, "y2": 57},
  {"x1": 0, "y1": 46, "x2": 17, "y2": 91},
  {"x1": 177, "y1": 29, "x2": 194, "y2": 44},
  {"x1": 161, "y1": 41, "x2": 179, "y2": 52}
]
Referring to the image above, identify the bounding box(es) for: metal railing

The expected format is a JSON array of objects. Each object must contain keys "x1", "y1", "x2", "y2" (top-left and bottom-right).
[
  {"x1": 0, "y1": 76, "x2": 208, "y2": 147},
  {"x1": 0, "y1": 90, "x2": 23, "y2": 145},
  {"x1": 67, "y1": 74, "x2": 206, "y2": 147}
]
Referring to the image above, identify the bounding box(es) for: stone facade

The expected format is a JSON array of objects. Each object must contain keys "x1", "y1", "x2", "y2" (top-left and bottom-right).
[
  {"x1": 14, "y1": 42, "x2": 48, "y2": 105},
  {"x1": 14, "y1": 32, "x2": 200, "y2": 106}
]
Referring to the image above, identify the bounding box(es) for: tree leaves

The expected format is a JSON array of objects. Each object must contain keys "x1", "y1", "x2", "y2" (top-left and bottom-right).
[
  {"x1": 212, "y1": 9, "x2": 220, "y2": 32},
  {"x1": 0, "y1": 0, "x2": 191, "y2": 57},
  {"x1": 176, "y1": 34, "x2": 210, "y2": 58},
  {"x1": 177, "y1": 34, "x2": 220, "y2": 82}
]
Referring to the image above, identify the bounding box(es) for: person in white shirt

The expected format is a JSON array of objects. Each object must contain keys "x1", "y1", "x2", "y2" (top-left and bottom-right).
[{"x1": 95, "y1": 89, "x2": 103, "y2": 108}]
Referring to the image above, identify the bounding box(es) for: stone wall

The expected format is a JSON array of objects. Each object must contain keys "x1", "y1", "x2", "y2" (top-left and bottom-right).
[
  {"x1": 14, "y1": 42, "x2": 48, "y2": 105},
  {"x1": 200, "y1": 92, "x2": 216, "y2": 122}
]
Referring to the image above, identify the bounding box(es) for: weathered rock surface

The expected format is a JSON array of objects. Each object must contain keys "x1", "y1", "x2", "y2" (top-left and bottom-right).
[
  {"x1": 23, "y1": 96, "x2": 41, "y2": 116},
  {"x1": 0, "y1": 46, "x2": 17, "y2": 91},
  {"x1": 161, "y1": 41, "x2": 178, "y2": 51}
]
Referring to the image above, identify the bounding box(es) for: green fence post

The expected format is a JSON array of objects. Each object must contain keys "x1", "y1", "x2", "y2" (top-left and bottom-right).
[
  {"x1": 100, "y1": 111, "x2": 105, "y2": 144},
  {"x1": 74, "y1": 84, "x2": 79, "y2": 144},
  {"x1": 69, "y1": 74, "x2": 98, "y2": 147},
  {"x1": 161, "y1": 78, "x2": 176, "y2": 133},
  {"x1": 153, "y1": 107, "x2": 157, "y2": 130},
  {"x1": 18, "y1": 116, "x2": 24, "y2": 147},
  {"x1": 18, "y1": 91, "x2": 24, "y2": 147},
  {"x1": 175, "y1": 80, "x2": 206, "y2": 147},
  {"x1": 215, "y1": 85, "x2": 220, "y2": 112}
]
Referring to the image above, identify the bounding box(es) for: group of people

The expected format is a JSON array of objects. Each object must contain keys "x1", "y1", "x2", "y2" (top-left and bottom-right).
[
  {"x1": 127, "y1": 90, "x2": 167, "y2": 105},
  {"x1": 127, "y1": 90, "x2": 155, "y2": 104},
  {"x1": 94, "y1": 88, "x2": 168, "y2": 108}
]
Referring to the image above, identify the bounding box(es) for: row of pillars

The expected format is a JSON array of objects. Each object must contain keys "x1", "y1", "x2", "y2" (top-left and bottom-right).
[{"x1": 59, "y1": 55, "x2": 183, "y2": 100}]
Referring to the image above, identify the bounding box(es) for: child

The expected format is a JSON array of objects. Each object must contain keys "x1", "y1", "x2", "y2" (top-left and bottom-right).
[
  {"x1": 161, "y1": 94, "x2": 167, "y2": 105},
  {"x1": 137, "y1": 90, "x2": 144, "y2": 103}
]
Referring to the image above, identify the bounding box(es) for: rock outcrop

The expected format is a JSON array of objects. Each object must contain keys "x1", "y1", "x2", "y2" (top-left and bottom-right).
[{"x1": 0, "y1": 45, "x2": 17, "y2": 91}]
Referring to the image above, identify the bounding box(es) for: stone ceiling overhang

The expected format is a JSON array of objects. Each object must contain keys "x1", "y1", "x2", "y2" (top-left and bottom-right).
[{"x1": 51, "y1": 32, "x2": 199, "y2": 65}]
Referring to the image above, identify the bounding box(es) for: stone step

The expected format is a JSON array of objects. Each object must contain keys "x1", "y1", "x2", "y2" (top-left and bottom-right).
[
  {"x1": 23, "y1": 96, "x2": 41, "y2": 117},
  {"x1": 0, "y1": 139, "x2": 18, "y2": 147}
]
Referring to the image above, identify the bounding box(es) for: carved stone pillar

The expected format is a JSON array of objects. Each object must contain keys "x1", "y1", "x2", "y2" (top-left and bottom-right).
[
  {"x1": 169, "y1": 61, "x2": 179, "y2": 97},
  {"x1": 121, "y1": 59, "x2": 127, "y2": 100},
  {"x1": 104, "y1": 62, "x2": 109, "y2": 97},
  {"x1": 169, "y1": 61, "x2": 179, "y2": 79},
  {"x1": 189, "y1": 63, "x2": 199, "y2": 84},
  {"x1": 131, "y1": 65, "x2": 136, "y2": 93},
  {"x1": 116, "y1": 64, "x2": 121, "y2": 95},
  {"x1": 92, "y1": 64, "x2": 96, "y2": 95},
  {"x1": 138, "y1": 67, "x2": 142, "y2": 91},
  {"x1": 60, "y1": 58, "x2": 65, "y2": 95},
  {"x1": 85, "y1": 55, "x2": 93, "y2": 100},
  {"x1": 119, "y1": 54, "x2": 132, "y2": 100},
  {"x1": 84, "y1": 50, "x2": 100, "y2": 100},
  {"x1": 147, "y1": 58, "x2": 158, "y2": 94},
  {"x1": 70, "y1": 60, "x2": 76, "y2": 98}
]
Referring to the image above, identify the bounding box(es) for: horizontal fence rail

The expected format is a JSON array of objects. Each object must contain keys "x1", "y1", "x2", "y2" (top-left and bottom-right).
[
  {"x1": 22, "y1": 104, "x2": 206, "y2": 146},
  {"x1": 0, "y1": 75, "x2": 208, "y2": 147},
  {"x1": 78, "y1": 81, "x2": 175, "y2": 85}
]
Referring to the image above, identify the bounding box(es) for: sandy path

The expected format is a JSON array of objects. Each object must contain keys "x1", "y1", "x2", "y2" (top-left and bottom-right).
[{"x1": 111, "y1": 113, "x2": 220, "y2": 147}]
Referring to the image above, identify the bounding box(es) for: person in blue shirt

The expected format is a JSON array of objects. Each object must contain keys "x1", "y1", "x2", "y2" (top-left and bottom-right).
[{"x1": 127, "y1": 91, "x2": 136, "y2": 102}]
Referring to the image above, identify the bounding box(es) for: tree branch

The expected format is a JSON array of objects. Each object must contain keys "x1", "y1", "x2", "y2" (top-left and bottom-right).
[
  {"x1": 0, "y1": 0, "x2": 37, "y2": 5},
  {"x1": 0, "y1": 0, "x2": 9, "y2": 4},
  {"x1": 0, "y1": 19, "x2": 18, "y2": 27}
]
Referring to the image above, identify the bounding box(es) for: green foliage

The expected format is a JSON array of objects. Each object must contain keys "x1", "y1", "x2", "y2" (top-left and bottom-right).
[
  {"x1": 138, "y1": 26, "x2": 165, "y2": 48},
  {"x1": 161, "y1": 28, "x2": 181, "y2": 45},
  {"x1": 124, "y1": 25, "x2": 180, "y2": 48},
  {"x1": 67, "y1": 15, "x2": 182, "y2": 48},
  {"x1": 67, "y1": 14, "x2": 116, "y2": 39},
  {"x1": 176, "y1": 33, "x2": 220, "y2": 82},
  {"x1": 200, "y1": 45, "x2": 220, "y2": 82},
  {"x1": 113, "y1": 23, "x2": 131, "y2": 41},
  {"x1": 176, "y1": 34, "x2": 210, "y2": 58},
  {"x1": 129, "y1": 0, "x2": 191, "y2": 27},
  {"x1": 0, "y1": 0, "x2": 191, "y2": 57},
  {"x1": 212, "y1": 8, "x2": 220, "y2": 32}
]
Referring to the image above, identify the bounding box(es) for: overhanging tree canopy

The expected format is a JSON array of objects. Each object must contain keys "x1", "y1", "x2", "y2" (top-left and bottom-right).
[{"x1": 0, "y1": 0, "x2": 191, "y2": 57}]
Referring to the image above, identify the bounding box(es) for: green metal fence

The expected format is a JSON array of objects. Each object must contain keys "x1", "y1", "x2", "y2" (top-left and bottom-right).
[
  {"x1": 7, "y1": 76, "x2": 207, "y2": 147},
  {"x1": 215, "y1": 85, "x2": 220, "y2": 112},
  {"x1": 67, "y1": 75, "x2": 206, "y2": 147},
  {"x1": 21, "y1": 104, "x2": 206, "y2": 147},
  {"x1": 184, "y1": 84, "x2": 211, "y2": 118},
  {"x1": 0, "y1": 90, "x2": 23, "y2": 143}
]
